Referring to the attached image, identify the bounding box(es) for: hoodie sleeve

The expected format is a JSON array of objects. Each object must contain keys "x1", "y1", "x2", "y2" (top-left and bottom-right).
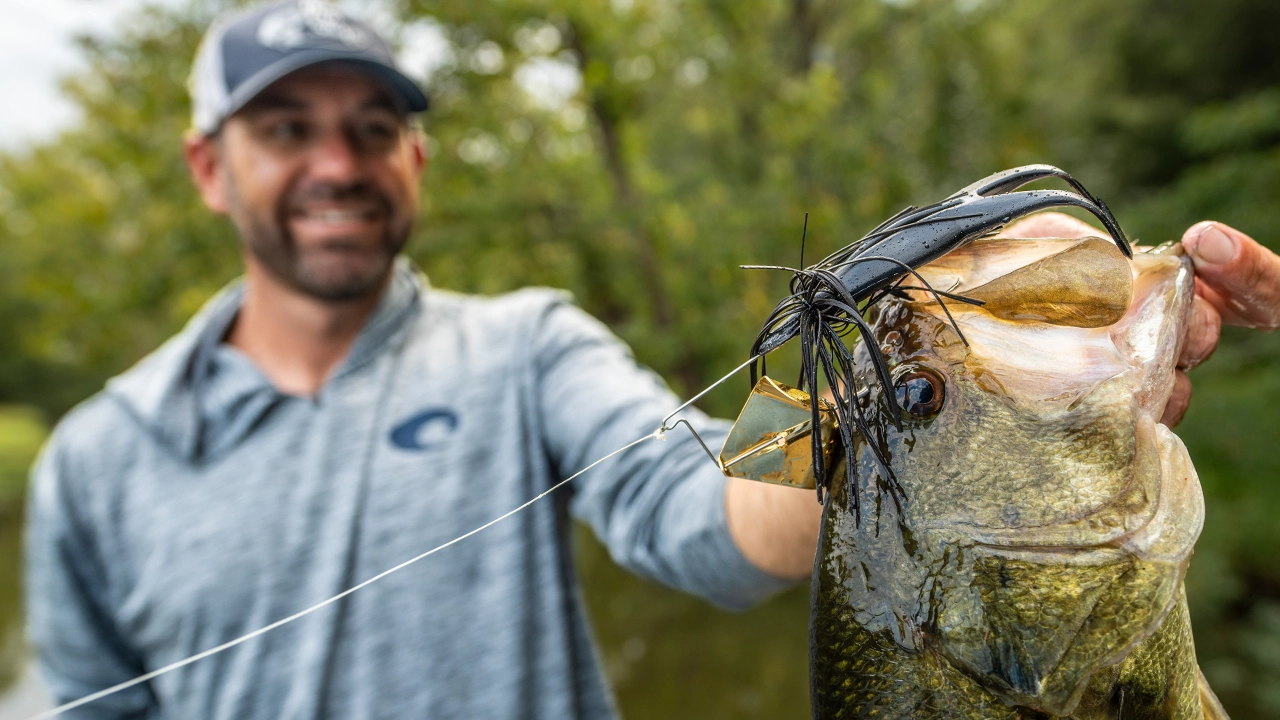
[
  {"x1": 528, "y1": 292, "x2": 793, "y2": 610},
  {"x1": 26, "y1": 430, "x2": 159, "y2": 719}
]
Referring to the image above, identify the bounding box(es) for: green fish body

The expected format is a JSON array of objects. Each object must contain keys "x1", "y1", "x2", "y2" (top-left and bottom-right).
[{"x1": 799, "y1": 238, "x2": 1226, "y2": 718}]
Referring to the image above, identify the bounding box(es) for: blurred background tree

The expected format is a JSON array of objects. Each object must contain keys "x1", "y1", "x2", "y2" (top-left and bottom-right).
[{"x1": 1, "y1": 0, "x2": 1277, "y2": 716}]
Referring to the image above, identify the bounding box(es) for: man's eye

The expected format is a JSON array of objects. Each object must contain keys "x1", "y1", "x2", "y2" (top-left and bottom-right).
[
  {"x1": 354, "y1": 121, "x2": 400, "y2": 151},
  {"x1": 267, "y1": 121, "x2": 308, "y2": 143}
]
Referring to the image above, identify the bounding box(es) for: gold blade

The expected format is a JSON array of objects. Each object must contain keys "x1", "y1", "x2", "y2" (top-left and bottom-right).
[{"x1": 718, "y1": 376, "x2": 839, "y2": 489}]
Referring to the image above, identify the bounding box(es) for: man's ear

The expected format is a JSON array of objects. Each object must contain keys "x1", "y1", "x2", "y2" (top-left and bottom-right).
[
  {"x1": 410, "y1": 127, "x2": 428, "y2": 176},
  {"x1": 184, "y1": 131, "x2": 230, "y2": 214}
]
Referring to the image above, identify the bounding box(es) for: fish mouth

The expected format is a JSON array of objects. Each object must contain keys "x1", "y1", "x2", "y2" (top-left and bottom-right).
[{"x1": 916, "y1": 246, "x2": 1201, "y2": 564}]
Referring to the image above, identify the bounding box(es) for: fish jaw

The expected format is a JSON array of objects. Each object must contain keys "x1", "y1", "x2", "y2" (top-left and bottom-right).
[
  {"x1": 1117, "y1": 424, "x2": 1203, "y2": 566},
  {"x1": 929, "y1": 419, "x2": 1203, "y2": 714}
]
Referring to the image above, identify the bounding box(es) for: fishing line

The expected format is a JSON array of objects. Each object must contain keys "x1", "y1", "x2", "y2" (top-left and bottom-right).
[{"x1": 27, "y1": 356, "x2": 759, "y2": 720}]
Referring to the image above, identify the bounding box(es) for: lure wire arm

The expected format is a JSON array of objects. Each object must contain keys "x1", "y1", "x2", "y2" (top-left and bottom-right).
[
  {"x1": 659, "y1": 354, "x2": 762, "y2": 433},
  {"x1": 663, "y1": 418, "x2": 721, "y2": 468},
  {"x1": 657, "y1": 353, "x2": 767, "y2": 472}
]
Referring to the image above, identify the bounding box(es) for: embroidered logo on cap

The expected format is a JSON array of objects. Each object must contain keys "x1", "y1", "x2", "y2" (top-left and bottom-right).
[{"x1": 258, "y1": 0, "x2": 371, "y2": 51}]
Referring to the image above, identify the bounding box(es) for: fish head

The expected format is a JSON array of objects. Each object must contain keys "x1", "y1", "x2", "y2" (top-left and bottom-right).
[{"x1": 823, "y1": 236, "x2": 1201, "y2": 713}]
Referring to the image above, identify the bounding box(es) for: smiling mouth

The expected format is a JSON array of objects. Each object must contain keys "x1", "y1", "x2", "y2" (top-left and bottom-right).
[{"x1": 292, "y1": 207, "x2": 381, "y2": 223}]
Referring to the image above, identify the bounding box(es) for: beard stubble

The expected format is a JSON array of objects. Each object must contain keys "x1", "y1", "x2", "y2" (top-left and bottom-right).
[{"x1": 228, "y1": 174, "x2": 412, "y2": 302}]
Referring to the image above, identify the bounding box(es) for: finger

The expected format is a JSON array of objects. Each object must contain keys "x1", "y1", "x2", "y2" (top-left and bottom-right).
[
  {"x1": 1182, "y1": 221, "x2": 1280, "y2": 330},
  {"x1": 1178, "y1": 294, "x2": 1221, "y2": 370},
  {"x1": 1161, "y1": 370, "x2": 1193, "y2": 427},
  {"x1": 999, "y1": 211, "x2": 1099, "y2": 240},
  {"x1": 1194, "y1": 278, "x2": 1229, "y2": 313}
]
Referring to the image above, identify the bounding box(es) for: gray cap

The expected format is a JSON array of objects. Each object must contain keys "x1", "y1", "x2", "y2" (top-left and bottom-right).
[{"x1": 189, "y1": 0, "x2": 428, "y2": 135}]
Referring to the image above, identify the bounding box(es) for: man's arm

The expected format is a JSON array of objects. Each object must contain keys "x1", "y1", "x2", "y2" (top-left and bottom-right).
[
  {"x1": 530, "y1": 293, "x2": 794, "y2": 608},
  {"x1": 26, "y1": 433, "x2": 158, "y2": 717},
  {"x1": 724, "y1": 479, "x2": 822, "y2": 579}
]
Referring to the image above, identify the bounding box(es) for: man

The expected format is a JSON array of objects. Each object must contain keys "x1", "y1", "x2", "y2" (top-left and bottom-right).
[{"x1": 25, "y1": 1, "x2": 1280, "y2": 718}]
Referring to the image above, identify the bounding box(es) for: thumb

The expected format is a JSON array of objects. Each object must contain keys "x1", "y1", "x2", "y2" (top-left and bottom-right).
[{"x1": 1181, "y1": 221, "x2": 1280, "y2": 331}]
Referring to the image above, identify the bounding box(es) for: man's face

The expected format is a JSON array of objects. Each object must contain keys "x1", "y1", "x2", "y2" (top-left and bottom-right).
[{"x1": 191, "y1": 64, "x2": 425, "y2": 301}]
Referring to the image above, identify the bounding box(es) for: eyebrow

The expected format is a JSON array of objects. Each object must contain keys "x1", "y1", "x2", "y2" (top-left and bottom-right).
[
  {"x1": 240, "y1": 94, "x2": 309, "y2": 114},
  {"x1": 236, "y1": 83, "x2": 409, "y2": 124},
  {"x1": 240, "y1": 93, "x2": 404, "y2": 117},
  {"x1": 361, "y1": 94, "x2": 404, "y2": 115}
]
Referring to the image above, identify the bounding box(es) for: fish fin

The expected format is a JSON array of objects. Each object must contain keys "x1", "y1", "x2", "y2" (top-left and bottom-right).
[{"x1": 1198, "y1": 667, "x2": 1231, "y2": 720}]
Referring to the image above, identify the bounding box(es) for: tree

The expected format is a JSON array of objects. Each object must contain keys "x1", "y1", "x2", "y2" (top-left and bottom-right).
[{"x1": 1, "y1": 0, "x2": 1278, "y2": 715}]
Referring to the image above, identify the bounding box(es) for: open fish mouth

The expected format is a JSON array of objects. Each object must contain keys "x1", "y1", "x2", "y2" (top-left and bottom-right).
[{"x1": 907, "y1": 241, "x2": 1201, "y2": 563}]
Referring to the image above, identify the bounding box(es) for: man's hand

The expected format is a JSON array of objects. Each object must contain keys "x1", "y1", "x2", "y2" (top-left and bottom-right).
[
  {"x1": 1002, "y1": 213, "x2": 1280, "y2": 426},
  {"x1": 1167, "y1": 221, "x2": 1280, "y2": 424},
  {"x1": 1182, "y1": 221, "x2": 1280, "y2": 332}
]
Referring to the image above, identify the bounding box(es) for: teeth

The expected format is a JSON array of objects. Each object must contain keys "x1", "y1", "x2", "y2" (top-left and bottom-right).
[{"x1": 302, "y1": 209, "x2": 371, "y2": 222}]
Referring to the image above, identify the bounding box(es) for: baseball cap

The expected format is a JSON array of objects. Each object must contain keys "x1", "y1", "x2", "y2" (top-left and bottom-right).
[{"x1": 189, "y1": 0, "x2": 429, "y2": 135}]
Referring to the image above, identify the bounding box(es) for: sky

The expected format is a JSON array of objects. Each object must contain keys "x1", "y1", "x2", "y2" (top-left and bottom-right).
[
  {"x1": 0, "y1": 0, "x2": 174, "y2": 150},
  {"x1": 0, "y1": 0, "x2": 581, "y2": 153}
]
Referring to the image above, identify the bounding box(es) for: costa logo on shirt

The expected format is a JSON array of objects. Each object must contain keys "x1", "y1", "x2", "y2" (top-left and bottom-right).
[{"x1": 389, "y1": 408, "x2": 459, "y2": 450}]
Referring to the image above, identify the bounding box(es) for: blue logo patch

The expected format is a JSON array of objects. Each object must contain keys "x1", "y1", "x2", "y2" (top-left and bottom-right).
[{"x1": 389, "y1": 408, "x2": 459, "y2": 450}]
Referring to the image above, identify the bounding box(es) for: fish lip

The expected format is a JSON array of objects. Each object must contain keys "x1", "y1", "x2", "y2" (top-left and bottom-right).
[
  {"x1": 925, "y1": 512, "x2": 1149, "y2": 552},
  {"x1": 962, "y1": 541, "x2": 1148, "y2": 571},
  {"x1": 941, "y1": 517, "x2": 1155, "y2": 556}
]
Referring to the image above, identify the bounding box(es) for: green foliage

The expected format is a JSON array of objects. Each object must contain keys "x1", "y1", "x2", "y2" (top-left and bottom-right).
[
  {"x1": 0, "y1": 406, "x2": 48, "y2": 508},
  {"x1": 0, "y1": 0, "x2": 1278, "y2": 716},
  {"x1": 0, "y1": 4, "x2": 238, "y2": 413},
  {"x1": 0, "y1": 407, "x2": 45, "y2": 692}
]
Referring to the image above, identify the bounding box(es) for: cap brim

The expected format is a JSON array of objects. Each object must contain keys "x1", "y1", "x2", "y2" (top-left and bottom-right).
[{"x1": 221, "y1": 51, "x2": 429, "y2": 127}]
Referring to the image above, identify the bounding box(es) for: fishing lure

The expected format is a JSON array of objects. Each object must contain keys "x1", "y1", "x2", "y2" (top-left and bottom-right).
[{"x1": 741, "y1": 164, "x2": 1132, "y2": 519}]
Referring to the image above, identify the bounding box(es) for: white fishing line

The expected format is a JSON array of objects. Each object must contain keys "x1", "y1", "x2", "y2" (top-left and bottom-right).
[{"x1": 26, "y1": 355, "x2": 757, "y2": 719}]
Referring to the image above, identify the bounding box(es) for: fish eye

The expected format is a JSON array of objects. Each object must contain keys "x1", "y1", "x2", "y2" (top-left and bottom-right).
[{"x1": 893, "y1": 366, "x2": 945, "y2": 418}]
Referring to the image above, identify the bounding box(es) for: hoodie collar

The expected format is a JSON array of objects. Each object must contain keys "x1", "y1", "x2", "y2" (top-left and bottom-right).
[{"x1": 106, "y1": 258, "x2": 424, "y2": 462}]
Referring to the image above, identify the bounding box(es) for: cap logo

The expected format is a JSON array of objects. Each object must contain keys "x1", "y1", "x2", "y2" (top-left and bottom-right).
[{"x1": 257, "y1": 0, "x2": 370, "y2": 51}]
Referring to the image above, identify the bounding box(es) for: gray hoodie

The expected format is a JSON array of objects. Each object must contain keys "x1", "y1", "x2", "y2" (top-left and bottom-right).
[{"x1": 26, "y1": 261, "x2": 790, "y2": 719}]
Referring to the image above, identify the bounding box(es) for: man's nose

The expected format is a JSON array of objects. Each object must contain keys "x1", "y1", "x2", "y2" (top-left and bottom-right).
[{"x1": 307, "y1": 128, "x2": 362, "y2": 181}]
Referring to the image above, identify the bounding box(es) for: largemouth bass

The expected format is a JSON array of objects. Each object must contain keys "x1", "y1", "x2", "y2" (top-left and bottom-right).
[{"x1": 723, "y1": 236, "x2": 1228, "y2": 718}]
